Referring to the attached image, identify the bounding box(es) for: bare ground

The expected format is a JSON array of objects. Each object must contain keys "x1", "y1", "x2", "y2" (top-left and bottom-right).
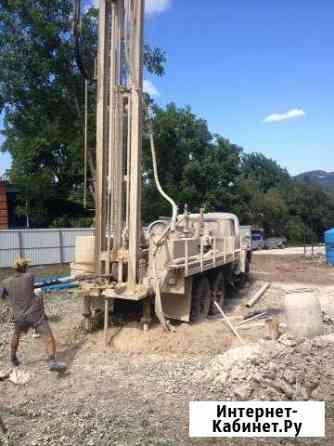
[
  {"x1": 252, "y1": 253, "x2": 334, "y2": 286},
  {"x1": 1, "y1": 255, "x2": 334, "y2": 445}
]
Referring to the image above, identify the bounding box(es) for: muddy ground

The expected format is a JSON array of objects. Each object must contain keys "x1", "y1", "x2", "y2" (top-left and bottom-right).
[{"x1": 1, "y1": 254, "x2": 334, "y2": 445}]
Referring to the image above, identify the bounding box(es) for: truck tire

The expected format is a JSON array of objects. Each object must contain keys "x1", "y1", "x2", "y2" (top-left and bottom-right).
[
  {"x1": 209, "y1": 271, "x2": 225, "y2": 315},
  {"x1": 191, "y1": 275, "x2": 211, "y2": 322}
]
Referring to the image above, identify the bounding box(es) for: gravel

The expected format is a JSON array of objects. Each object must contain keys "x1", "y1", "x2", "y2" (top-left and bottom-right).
[{"x1": 205, "y1": 334, "x2": 334, "y2": 401}]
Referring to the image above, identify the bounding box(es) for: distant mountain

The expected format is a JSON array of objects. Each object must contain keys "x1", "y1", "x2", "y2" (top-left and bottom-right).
[{"x1": 295, "y1": 170, "x2": 334, "y2": 190}]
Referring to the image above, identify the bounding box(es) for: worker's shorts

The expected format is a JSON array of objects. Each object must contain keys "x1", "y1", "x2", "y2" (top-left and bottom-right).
[{"x1": 14, "y1": 313, "x2": 51, "y2": 337}]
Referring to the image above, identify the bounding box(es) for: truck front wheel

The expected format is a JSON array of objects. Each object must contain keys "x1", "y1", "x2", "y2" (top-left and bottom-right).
[{"x1": 209, "y1": 271, "x2": 225, "y2": 316}]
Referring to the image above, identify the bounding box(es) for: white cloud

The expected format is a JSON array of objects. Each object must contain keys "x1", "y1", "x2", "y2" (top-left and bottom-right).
[
  {"x1": 145, "y1": 0, "x2": 171, "y2": 15},
  {"x1": 143, "y1": 80, "x2": 160, "y2": 96},
  {"x1": 264, "y1": 109, "x2": 305, "y2": 123}
]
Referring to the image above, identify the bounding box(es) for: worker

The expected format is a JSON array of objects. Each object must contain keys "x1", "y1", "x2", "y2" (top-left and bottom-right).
[{"x1": 0, "y1": 257, "x2": 66, "y2": 372}]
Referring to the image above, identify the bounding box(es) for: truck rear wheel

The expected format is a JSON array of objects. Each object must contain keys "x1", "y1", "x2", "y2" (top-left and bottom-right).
[
  {"x1": 238, "y1": 256, "x2": 250, "y2": 289},
  {"x1": 209, "y1": 271, "x2": 225, "y2": 316},
  {"x1": 191, "y1": 275, "x2": 211, "y2": 322}
]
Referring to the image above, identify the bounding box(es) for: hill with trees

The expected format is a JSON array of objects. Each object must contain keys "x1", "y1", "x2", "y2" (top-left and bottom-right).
[{"x1": 296, "y1": 170, "x2": 334, "y2": 191}]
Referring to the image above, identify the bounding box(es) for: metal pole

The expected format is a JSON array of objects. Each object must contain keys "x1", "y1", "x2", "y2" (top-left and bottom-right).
[
  {"x1": 83, "y1": 79, "x2": 88, "y2": 209},
  {"x1": 95, "y1": 0, "x2": 111, "y2": 273},
  {"x1": 109, "y1": 0, "x2": 125, "y2": 257},
  {"x1": 311, "y1": 220, "x2": 315, "y2": 257},
  {"x1": 128, "y1": 0, "x2": 145, "y2": 289},
  {"x1": 106, "y1": 0, "x2": 118, "y2": 267},
  {"x1": 185, "y1": 239, "x2": 189, "y2": 276},
  {"x1": 104, "y1": 298, "x2": 109, "y2": 347},
  {"x1": 214, "y1": 301, "x2": 245, "y2": 345}
]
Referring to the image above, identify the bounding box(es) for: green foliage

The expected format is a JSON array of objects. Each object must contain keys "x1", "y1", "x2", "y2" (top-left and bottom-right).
[
  {"x1": 144, "y1": 44, "x2": 167, "y2": 76},
  {"x1": 1, "y1": 2, "x2": 333, "y2": 242},
  {"x1": 0, "y1": 0, "x2": 165, "y2": 227},
  {"x1": 286, "y1": 217, "x2": 306, "y2": 244},
  {"x1": 241, "y1": 153, "x2": 290, "y2": 192},
  {"x1": 143, "y1": 104, "x2": 334, "y2": 243},
  {"x1": 281, "y1": 181, "x2": 334, "y2": 241},
  {"x1": 142, "y1": 103, "x2": 242, "y2": 221}
]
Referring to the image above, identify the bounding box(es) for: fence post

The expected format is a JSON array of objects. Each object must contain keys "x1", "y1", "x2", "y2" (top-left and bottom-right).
[
  {"x1": 59, "y1": 230, "x2": 64, "y2": 264},
  {"x1": 18, "y1": 231, "x2": 24, "y2": 258}
]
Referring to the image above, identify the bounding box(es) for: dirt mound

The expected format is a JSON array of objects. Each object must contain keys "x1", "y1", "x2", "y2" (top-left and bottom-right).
[
  {"x1": 86, "y1": 320, "x2": 234, "y2": 356},
  {"x1": 205, "y1": 334, "x2": 334, "y2": 402}
]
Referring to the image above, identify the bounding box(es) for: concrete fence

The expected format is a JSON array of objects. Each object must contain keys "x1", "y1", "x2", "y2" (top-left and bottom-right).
[{"x1": 0, "y1": 228, "x2": 94, "y2": 268}]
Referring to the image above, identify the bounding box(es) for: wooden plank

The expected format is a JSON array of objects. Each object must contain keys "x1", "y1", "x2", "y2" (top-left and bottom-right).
[{"x1": 214, "y1": 301, "x2": 245, "y2": 345}]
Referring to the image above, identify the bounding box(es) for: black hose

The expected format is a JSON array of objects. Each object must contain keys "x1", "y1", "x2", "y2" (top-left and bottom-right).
[
  {"x1": 74, "y1": 33, "x2": 92, "y2": 81},
  {"x1": 72, "y1": 0, "x2": 95, "y2": 83},
  {"x1": 72, "y1": 0, "x2": 81, "y2": 35}
]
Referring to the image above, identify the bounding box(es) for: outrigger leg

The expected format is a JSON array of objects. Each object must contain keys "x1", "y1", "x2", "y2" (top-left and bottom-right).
[
  {"x1": 154, "y1": 278, "x2": 170, "y2": 331},
  {"x1": 141, "y1": 297, "x2": 153, "y2": 332}
]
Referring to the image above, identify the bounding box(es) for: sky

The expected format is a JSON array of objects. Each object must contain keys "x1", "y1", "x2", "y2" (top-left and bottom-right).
[{"x1": 1, "y1": 0, "x2": 334, "y2": 176}]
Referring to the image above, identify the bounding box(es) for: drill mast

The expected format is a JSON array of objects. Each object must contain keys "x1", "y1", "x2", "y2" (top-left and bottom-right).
[{"x1": 95, "y1": 0, "x2": 144, "y2": 289}]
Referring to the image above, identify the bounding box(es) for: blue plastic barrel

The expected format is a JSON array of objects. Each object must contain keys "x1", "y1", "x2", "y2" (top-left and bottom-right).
[{"x1": 325, "y1": 228, "x2": 334, "y2": 266}]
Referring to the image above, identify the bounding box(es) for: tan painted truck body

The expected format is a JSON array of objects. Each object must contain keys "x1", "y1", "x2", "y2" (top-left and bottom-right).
[{"x1": 73, "y1": 212, "x2": 250, "y2": 327}]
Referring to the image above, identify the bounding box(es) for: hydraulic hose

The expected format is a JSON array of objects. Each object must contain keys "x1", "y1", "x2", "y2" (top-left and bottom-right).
[{"x1": 147, "y1": 119, "x2": 178, "y2": 232}]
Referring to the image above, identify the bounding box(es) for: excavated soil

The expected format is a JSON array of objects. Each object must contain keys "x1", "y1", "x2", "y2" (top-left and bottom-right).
[
  {"x1": 202, "y1": 334, "x2": 334, "y2": 444},
  {"x1": 92, "y1": 321, "x2": 234, "y2": 355},
  {"x1": 205, "y1": 334, "x2": 334, "y2": 402}
]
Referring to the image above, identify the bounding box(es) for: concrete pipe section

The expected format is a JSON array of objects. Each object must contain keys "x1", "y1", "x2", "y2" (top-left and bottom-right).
[{"x1": 284, "y1": 290, "x2": 323, "y2": 338}]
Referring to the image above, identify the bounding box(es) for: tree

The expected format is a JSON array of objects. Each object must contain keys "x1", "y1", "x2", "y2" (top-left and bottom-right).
[
  {"x1": 241, "y1": 153, "x2": 290, "y2": 193},
  {"x1": 249, "y1": 189, "x2": 288, "y2": 236},
  {"x1": 142, "y1": 103, "x2": 212, "y2": 221},
  {"x1": 180, "y1": 136, "x2": 242, "y2": 212},
  {"x1": 281, "y1": 181, "x2": 334, "y2": 242},
  {"x1": 1, "y1": 2, "x2": 333, "y2": 240},
  {"x1": 142, "y1": 103, "x2": 243, "y2": 222},
  {"x1": 0, "y1": 0, "x2": 165, "y2": 227}
]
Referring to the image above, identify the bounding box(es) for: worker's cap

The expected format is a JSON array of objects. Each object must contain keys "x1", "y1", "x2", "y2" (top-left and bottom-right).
[{"x1": 13, "y1": 257, "x2": 31, "y2": 270}]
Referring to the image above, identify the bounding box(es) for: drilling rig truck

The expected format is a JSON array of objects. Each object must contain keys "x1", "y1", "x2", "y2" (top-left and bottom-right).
[{"x1": 71, "y1": 0, "x2": 251, "y2": 338}]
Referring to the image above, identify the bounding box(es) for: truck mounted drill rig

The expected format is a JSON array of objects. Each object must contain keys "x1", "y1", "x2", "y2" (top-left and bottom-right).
[{"x1": 72, "y1": 0, "x2": 251, "y2": 340}]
